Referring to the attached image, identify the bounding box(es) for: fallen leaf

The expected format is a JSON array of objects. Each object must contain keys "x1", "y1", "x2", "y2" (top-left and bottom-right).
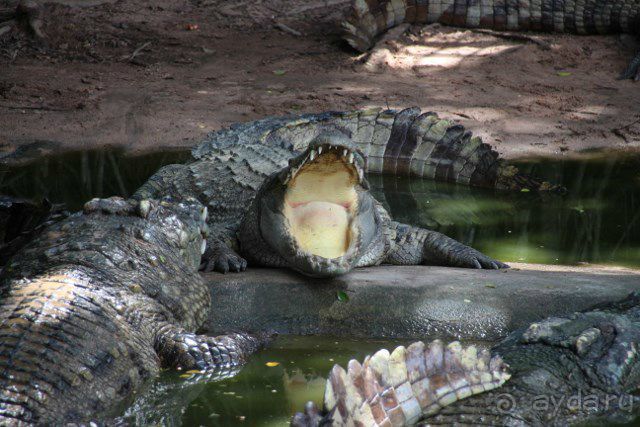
[
  {"x1": 265, "y1": 361, "x2": 280, "y2": 367},
  {"x1": 557, "y1": 71, "x2": 572, "y2": 77},
  {"x1": 336, "y1": 290, "x2": 349, "y2": 302},
  {"x1": 185, "y1": 23, "x2": 199, "y2": 31},
  {"x1": 273, "y1": 69, "x2": 287, "y2": 76}
]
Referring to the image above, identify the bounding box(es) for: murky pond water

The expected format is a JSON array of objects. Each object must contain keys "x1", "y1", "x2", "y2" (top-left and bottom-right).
[
  {"x1": 122, "y1": 335, "x2": 451, "y2": 426},
  {"x1": 1, "y1": 149, "x2": 639, "y2": 267},
  {"x1": 1, "y1": 149, "x2": 639, "y2": 424}
]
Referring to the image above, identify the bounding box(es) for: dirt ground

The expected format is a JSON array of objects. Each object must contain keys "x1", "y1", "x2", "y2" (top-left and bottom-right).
[{"x1": 0, "y1": 0, "x2": 638, "y2": 163}]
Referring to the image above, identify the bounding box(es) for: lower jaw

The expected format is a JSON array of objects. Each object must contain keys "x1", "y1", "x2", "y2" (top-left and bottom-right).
[
  {"x1": 291, "y1": 258, "x2": 354, "y2": 278},
  {"x1": 285, "y1": 201, "x2": 352, "y2": 259}
]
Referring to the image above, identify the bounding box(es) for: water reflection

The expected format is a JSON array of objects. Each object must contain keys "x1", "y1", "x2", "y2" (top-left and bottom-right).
[
  {"x1": 123, "y1": 336, "x2": 418, "y2": 426},
  {"x1": 0, "y1": 148, "x2": 191, "y2": 212},
  {"x1": 370, "y1": 154, "x2": 640, "y2": 267}
]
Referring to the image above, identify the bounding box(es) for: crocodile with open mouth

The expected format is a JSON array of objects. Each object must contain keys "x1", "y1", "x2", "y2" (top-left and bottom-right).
[{"x1": 134, "y1": 107, "x2": 556, "y2": 277}]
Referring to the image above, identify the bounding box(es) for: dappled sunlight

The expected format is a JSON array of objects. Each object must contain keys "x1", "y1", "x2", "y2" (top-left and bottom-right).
[{"x1": 374, "y1": 44, "x2": 517, "y2": 70}]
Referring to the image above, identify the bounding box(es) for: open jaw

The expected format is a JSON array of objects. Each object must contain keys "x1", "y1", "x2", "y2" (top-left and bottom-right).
[{"x1": 282, "y1": 144, "x2": 364, "y2": 260}]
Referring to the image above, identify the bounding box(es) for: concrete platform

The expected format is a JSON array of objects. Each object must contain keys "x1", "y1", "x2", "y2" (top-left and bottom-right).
[{"x1": 201, "y1": 264, "x2": 640, "y2": 341}]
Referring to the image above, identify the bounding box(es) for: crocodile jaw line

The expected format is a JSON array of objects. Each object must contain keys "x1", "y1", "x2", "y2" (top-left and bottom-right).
[{"x1": 283, "y1": 147, "x2": 361, "y2": 260}]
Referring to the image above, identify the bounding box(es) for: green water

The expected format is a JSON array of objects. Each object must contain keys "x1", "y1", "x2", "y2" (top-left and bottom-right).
[
  {"x1": 1, "y1": 148, "x2": 638, "y2": 267},
  {"x1": 370, "y1": 155, "x2": 640, "y2": 268},
  {"x1": 0, "y1": 148, "x2": 192, "y2": 212},
  {"x1": 1, "y1": 149, "x2": 639, "y2": 424},
  {"x1": 122, "y1": 336, "x2": 434, "y2": 426}
]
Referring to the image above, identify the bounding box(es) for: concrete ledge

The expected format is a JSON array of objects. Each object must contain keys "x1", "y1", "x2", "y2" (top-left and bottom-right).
[{"x1": 201, "y1": 264, "x2": 640, "y2": 341}]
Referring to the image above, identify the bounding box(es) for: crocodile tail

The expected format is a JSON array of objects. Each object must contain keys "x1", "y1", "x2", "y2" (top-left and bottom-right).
[
  {"x1": 195, "y1": 107, "x2": 561, "y2": 191},
  {"x1": 292, "y1": 340, "x2": 510, "y2": 426},
  {"x1": 342, "y1": 0, "x2": 433, "y2": 51},
  {"x1": 343, "y1": 0, "x2": 638, "y2": 52}
]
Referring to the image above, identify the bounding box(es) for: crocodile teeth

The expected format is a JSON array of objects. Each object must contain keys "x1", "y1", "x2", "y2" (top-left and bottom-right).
[
  {"x1": 358, "y1": 168, "x2": 364, "y2": 181},
  {"x1": 309, "y1": 150, "x2": 316, "y2": 161},
  {"x1": 201, "y1": 239, "x2": 207, "y2": 255},
  {"x1": 347, "y1": 153, "x2": 354, "y2": 164},
  {"x1": 342, "y1": 149, "x2": 348, "y2": 157},
  {"x1": 318, "y1": 146, "x2": 323, "y2": 154},
  {"x1": 201, "y1": 207, "x2": 208, "y2": 222}
]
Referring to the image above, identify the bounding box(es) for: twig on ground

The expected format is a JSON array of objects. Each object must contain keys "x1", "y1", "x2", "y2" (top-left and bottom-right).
[
  {"x1": 274, "y1": 22, "x2": 302, "y2": 37},
  {"x1": 129, "y1": 41, "x2": 151, "y2": 61},
  {"x1": 471, "y1": 28, "x2": 552, "y2": 50},
  {"x1": 611, "y1": 117, "x2": 640, "y2": 143}
]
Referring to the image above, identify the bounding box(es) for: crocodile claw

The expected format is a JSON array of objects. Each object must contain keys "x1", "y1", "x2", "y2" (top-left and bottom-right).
[
  {"x1": 200, "y1": 244, "x2": 247, "y2": 274},
  {"x1": 463, "y1": 251, "x2": 509, "y2": 270}
]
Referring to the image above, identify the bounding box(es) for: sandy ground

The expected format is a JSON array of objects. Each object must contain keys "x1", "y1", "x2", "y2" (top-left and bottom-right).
[{"x1": 0, "y1": 0, "x2": 638, "y2": 163}]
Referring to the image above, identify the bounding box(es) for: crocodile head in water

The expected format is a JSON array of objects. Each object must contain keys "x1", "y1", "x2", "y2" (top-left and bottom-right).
[{"x1": 239, "y1": 132, "x2": 386, "y2": 277}]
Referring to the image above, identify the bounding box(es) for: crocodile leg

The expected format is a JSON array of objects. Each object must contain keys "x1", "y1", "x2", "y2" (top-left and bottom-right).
[
  {"x1": 384, "y1": 221, "x2": 508, "y2": 269},
  {"x1": 200, "y1": 237, "x2": 247, "y2": 273},
  {"x1": 155, "y1": 324, "x2": 268, "y2": 371}
]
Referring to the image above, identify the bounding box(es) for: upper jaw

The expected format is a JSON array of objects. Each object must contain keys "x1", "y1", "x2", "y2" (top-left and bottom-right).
[{"x1": 279, "y1": 140, "x2": 368, "y2": 189}]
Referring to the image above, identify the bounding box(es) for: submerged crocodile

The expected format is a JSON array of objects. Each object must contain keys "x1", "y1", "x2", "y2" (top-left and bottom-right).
[
  {"x1": 293, "y1": 291, "x2": 640, "y2": 426},
  {"x1": 343, "y1": 0, "x2": 640, "y2": 80},
  {"x1": 135, "y1": 107, "x2": 558, "y2": 277},
  {"x1": 0, "y1": 196, "x2": 266, "y2": 424}
]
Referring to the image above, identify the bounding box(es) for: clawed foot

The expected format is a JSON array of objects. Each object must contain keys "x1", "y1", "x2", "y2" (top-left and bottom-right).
[
  {"x1": 200, "y1": 243, "x2": 247, "y2": 273},
  {"x1": 157, "y1": 329, "x2": 272, "y2": 372},
  {"x1": 619, "y1": 51, "x2": 640, "y2": 81},
  {"x1": 427, "y1": 239, "x2": 509, "y2": 270},
  {"x1": 450, "y1": 247, "x2": 509, "y2": 270}
]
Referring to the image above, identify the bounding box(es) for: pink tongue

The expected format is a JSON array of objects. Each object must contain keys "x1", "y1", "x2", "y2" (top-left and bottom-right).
[{"x1": 288, "y1": 201, "x2": 349, "y2": 258}]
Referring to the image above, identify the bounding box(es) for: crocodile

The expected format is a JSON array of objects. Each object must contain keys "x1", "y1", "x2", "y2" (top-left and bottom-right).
[
  {"x1": 293, "y1": 291, "x2": 640, "y2": 426},
  {"x1": 135, "y1": 107, "x2": 559, "y2": 278},
  {"x1": 342, "y1": 0, "x2": 640, "y2": 80},
  {"x1": 0, "y1": 196, "x2": 267, "y2": 424}
]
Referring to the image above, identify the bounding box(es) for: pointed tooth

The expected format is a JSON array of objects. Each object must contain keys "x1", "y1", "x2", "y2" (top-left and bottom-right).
[
  {"x1": 318, "y1": 146, "x2": 323, "y2": 154},
  {"x1": 343, "y1": 149, "x2": 348, "y2": 157},
  {"x1": 201, "y1": 206, "x2": 208, "y2": 222},
  {"x1": 309, "y1": 150, "x2": 316, "y2": 161},
  {"x1": 348, "y1": 153, "x2": 354, "y2": 163},
  {"x1": 200, "y1": 239, "x2": 207, "y2": 255}
]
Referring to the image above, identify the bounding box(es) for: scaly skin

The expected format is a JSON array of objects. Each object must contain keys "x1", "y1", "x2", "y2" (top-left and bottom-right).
[
  {"x1": 135, "y1": 108, "x2": 533, "y2": 277},
  {"x1": 343, "y1": 0, "x2": 640, "y2": 80},
  {"x1": 294, "y1": 291, "x2": 640, "y2": 426},
  {"x1": 0, "y1": 197, "x2": 267, "y2": 425}
]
